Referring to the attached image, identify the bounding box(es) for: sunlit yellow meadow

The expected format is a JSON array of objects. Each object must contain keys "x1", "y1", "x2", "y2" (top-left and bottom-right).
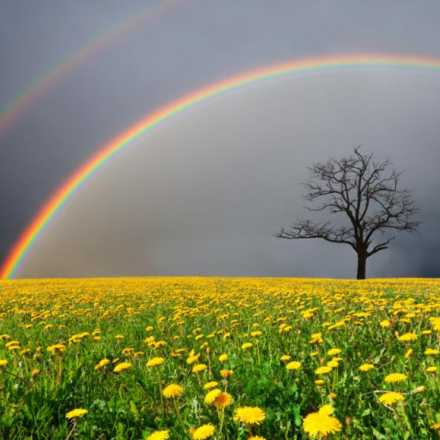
[{"x1": 0, "y1": 277, "x2": 439, "y2": 439}]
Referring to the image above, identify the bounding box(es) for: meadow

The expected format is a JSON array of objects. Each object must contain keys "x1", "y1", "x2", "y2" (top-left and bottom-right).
[{"x1": 0, "y1": 277, "x2": 439, "y2": 439}]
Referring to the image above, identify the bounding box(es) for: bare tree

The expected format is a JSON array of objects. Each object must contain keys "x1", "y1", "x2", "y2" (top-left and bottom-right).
[{"x1": 276, "y1": 147, "x2": 420, "y2": 279}]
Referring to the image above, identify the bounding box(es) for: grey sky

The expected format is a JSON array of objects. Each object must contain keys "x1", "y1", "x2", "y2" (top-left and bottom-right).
[{"x1": 1, "y1": 1, "x2": 440, "y2": 278}]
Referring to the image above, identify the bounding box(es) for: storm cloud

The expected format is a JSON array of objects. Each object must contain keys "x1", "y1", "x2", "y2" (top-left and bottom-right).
[{"x1": 1, "y1": 0, "x2": 440, "y2": 278}]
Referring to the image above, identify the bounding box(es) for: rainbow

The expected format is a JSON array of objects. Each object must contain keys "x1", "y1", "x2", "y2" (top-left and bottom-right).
[
  {"x1": 3, "y1": 52, "x2": 440, "y2": 279},
  {"x1": 0, "y1": 0, "x2": 184, "y2": 138}
]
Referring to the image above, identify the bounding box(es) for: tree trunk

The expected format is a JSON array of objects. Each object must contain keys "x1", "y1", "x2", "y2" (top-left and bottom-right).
[{"x1": 356, "y1": 252, "x2": 367, "y2": 279}]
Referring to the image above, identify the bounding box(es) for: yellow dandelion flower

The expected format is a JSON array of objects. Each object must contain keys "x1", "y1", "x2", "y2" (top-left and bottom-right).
[
  {"x1": 248, "y1": 437, "x2": 266, "y2": 440},
  {"x1": 380, "y1": 320, "x2": 391, "y2": 328},
  {"x1": 398, "y1": 332, "x2": 417, "y2": 342},
  {"x1": 327, "y1": 348, "x2": 341, "y2": 357},
  {"x1": 326, "y1": 360, "x2": 339, "y2": 369},
  {"x1": 47, "y1": 343, "x2": 65, "y2": 355},
  {"x1": 424, "y1": 348, "x2": 439, "y2": 356},
  {"x1": 191, "y1": 423, "x2": 215, "y2": 440},
  {"x1": 310, "y1": 333, "x2": 323, "y2": 344},
  {"x1": 303, "y1": 405, "x2": 342, "y2": 438},
  {"x1": 280, "y1": 354, "x2": 291, "y2": 362},
  {"x1": 95, "y1": 358, "x2": 110, "y2": 370},
  {"x1": 213, "y1": 391, "x2": 233, "y2": 409},
  {"x1": 219, "y1": 353, "x2": 228, "y2": 363},
  {"x1": 315, "y1": 379, "x2": 325, "y2": 386},
  {"x1": 358, "y1": 363, "x2": 374, "y2": 372},
  {"x1": 0, "y1": 359, "x2": 8, "y2": 368},
  {"x1": 426, "y1": 366, "x2": 437, "y2": 373},
  {"x1": 186, "y1": 350, "x2": 200, "y2": 365},
  {"x1": 378, "y1": 391, "x2": 405, "y2": 405},
  {"x1": 404, "y1": 348, "x2": 413, "y2": 359},
  {"x1": 315, "y1": 366, "x2": 332, "y2": 375},
  {"x1": 384, "y1": 373, "x2": 407, "y2": 383},
  {"x1": 113, "y1": 362, "x2": 132, "y2": 373},
  {"x1": 203, "y1": 381, "x2": 219, "y2": 390},
  {"x1": 146, "y1": 357, "x2": 165, "y2": 368},
  {"x1": 430, "y1": 317, "x2": 440, "y2": 331},
  {"x1": 162, "y1": 383, "x2": 184, "y2": 398},
  {"x1": 65, "y1": 408, "x2": 88, "y2": 420},
  {"x1": 146, "y1": 430, "x2": 169, "y2": 440},
  {"x1": 192, "y1": 363, "x2": 207, "y2": 373},
  {"x1": 286, "y1": 361, "x2": 301, "y2": 371},
  {"x1": 220, "y1": 369, "x2": 233, "y2": 378},
  {"x1": 234, "y1": 406, "x2": 266, "y2": 425},
  {"x1": 241, "y1": 342, "x2": 253, "y2": 350},
  {"x1": 204, "y1": 389, "x2": 222, "y2": 405}
]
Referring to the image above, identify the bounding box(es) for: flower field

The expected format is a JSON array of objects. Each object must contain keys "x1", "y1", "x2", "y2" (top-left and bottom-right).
[{"x1": 0, "y1": 277, "x2": 439, "y2": 439}]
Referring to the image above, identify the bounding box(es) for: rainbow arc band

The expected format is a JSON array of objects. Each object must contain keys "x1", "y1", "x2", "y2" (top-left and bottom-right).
[
  {"x1": 0, "y1": 0, "x2": 183, "y2": 138},
  {"x1": 2, "y1": 53, "x2": 440, "y2": 279}
]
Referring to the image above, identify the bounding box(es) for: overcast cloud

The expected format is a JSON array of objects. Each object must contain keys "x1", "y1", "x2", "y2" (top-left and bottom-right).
[{"x1": 1, "y1": 0, "x2": 439, "y2": 278}]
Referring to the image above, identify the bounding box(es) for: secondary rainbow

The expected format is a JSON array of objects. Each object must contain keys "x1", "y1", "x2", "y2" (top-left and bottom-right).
[
  {"x1": 3, "y1": 52, "x2": 440, "y2": 279},
  {"x1": 0, "y1": 0, "x2": 184, "y2": 138}
]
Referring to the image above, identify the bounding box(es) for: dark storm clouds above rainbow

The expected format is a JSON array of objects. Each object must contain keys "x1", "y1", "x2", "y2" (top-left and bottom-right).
[{"x1": 1, "y1": 0, "x2": 440, "y2": 278}]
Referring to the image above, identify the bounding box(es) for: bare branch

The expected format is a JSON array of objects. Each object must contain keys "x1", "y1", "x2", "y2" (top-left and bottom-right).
[{"x1": 276, "y1": 146, "x2": 420, "y2": 278}]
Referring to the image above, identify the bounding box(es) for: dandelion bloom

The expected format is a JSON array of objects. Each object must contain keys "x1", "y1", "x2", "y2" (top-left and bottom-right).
[
  {"x1": 404, "y1": 348, "x2": 413, "y2": 359},
  {"x1": 113, "y1": 362, "x2": 132, "y2": 373},
  {"x1": 327, "y1": 348, "x2": 342, "y2": 357},
  {"x1": 315, "y1": 379, "x2": 325, "y2": 386},
  {"x1": 147, "y1": 357, "x2": 165, "y2": 368},
  {"x1": 248, "y1": 437, "x2": 266, "y2": 440},
  {"x1": 286, "y1": 361, "x2": 301, "y2": 371},
  {"x1": 380, "y1": 320, "x2": 391, "y2": 328},
  {"x1": 95, "y1": 358, "x2": 110, "y2": 370},
  {"x1": 204, "y1": 389, "x2": 222, "y2": 405},
  {"x1": 65, "y1": 408, "x2": 88, "y2": 420},
  {"x1": 186, "y1": 350, "x2": 200, "y2": 365},
  {"x1": 192, "y1": 363, "x2": 207, "y2": 373},
  {"x1": 205, "y1": 389, "x2": 233, "y2": 409},
  {"x1": 358, "y1": 363, "x2": 374, "y2": 372},
  {"x1": 326, "y1": 360, "x2": 339, "y2": 369},
  {"x1": 234, "y1": 406, "x2": 266, "y2": 425},
  {"x1": 146, "y1": 430, "x2": 169, "y2": 440},
  {"x1": 398, "y1": 332, "x2": 417, "y2": 342},
  {"x1": 384, "y1": 373, "x2": 407, "y2": 383},
  {"x1": 280, "y1": 354, "x2": 291, "y2": 362},
  {"x1": 430, "y1": 317, "x2": 440, "y2": 331},
  {"x1": 47, "y1": 343, "x2": 66, "y2": 355},
  {"x1": 315, "y1": 366, "x2": 332, "y2": 375},
  {"x1": 220, "y1": 369, "x2": 233, "y2": 379},
  {"x1": 241, "y1": 342, "x2": 253, "y2": 350},
  {"x1": 303, "y1": 404, "x2": 342, "y2": 438},
  {"x1": 0, "y1": 359, "x2": 8, "y2": 368},
  {"x1": 424, "y1": 348, "x2": 439, "y2": 356},
  {"x1": 162, "y1": 384, "x2": 184, "y2": 398},
  {"x1": 191, "y1": 423, "x2": 215, "y2": 440},
  {"x1": 218, "y1": 353, "x2": 228, "y2": 362},
  {"x1": 426, "y1": 366, "x2": 437, "y2": 373},
  {"x1": 310, "y1": 332, "x2": 323, "y2": 344},
  {"x1": 212, "y1": 391, "x2": 233, "y2": 409},
  {"x1": 203, "y1": 381, "x2": 219, "y2": 390},
  {"x1": 378, "y1": 391, "x2": 405, "y2": 405}
]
